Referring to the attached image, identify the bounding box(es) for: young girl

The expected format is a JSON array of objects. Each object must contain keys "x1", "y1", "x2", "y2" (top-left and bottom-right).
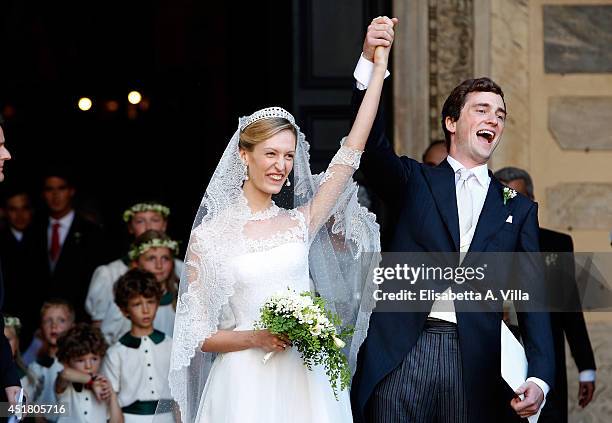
[
  {"x1": 27, "y1": 299, "x2": 75, "y2": 421},
  {"x1": 3, "y1": 315, "x2": 40, "y2": 402},
  {"x1": 130, "y1": 230, "x2": 179, "y2": 335},
  {"x1": 55, "y1": 324, "x2": 123, "y2": 423},
  {"x1": 85, "y1": 202, "x2": 171, "y2": 327},
  {"x1": 101, "y1": 230, "x2": 179, "y2": 340}
]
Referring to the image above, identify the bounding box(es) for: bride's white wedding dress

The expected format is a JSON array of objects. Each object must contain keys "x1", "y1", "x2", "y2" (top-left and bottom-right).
[
  {"x1": 192, "y1": 144, "x2": 366, "y2": 422},
  {"x1": 196, "y1": 232, "x2": 353, "y2": 422}
]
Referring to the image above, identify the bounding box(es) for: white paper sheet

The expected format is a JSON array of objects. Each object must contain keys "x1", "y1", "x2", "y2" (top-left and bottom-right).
[{"x1": 501, "y1": 322, "x2": 545, "y2": 423}]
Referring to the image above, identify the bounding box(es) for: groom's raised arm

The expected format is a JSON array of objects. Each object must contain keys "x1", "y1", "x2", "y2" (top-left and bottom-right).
[{"x1": 351, "y1": 17, "x2": 412, "y2": 207}]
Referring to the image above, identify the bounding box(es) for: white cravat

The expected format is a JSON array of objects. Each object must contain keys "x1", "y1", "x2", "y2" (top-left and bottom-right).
[
  {"x1": 457, "y1": 168, "x2": 475, "y2": 243},
  {"x1": 428, "y1": 165, "x2": 483, "y2": 322}
]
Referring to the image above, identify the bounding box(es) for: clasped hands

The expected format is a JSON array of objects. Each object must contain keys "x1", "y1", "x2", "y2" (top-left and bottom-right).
[
  {"x1": 87, "y1": 373, "x2": 114, "y2": 402},
  {"x1": 363, "y1": 16, "x2": 399, "y2": 67}
]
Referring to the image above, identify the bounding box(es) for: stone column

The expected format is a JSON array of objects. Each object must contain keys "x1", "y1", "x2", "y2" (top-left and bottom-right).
[
  {"x1": 487, "y1": 0, "x2": 530, "y2": 171},
  {"x1": 392, "y1": 0, "x2": 429, "y2": 158},
  {"x1": 392, "y1": 0, "x2": 475, "y2": 159}
]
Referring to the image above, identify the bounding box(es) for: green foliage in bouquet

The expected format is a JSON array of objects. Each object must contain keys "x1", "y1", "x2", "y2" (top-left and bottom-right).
[{"x1": 254, "y1": 290, "x2": 353, "y2": 399}]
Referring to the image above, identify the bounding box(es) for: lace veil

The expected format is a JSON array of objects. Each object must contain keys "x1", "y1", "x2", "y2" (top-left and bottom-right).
[{"x1": 157, "y1": 107, "x2": 380, "y2": 422}]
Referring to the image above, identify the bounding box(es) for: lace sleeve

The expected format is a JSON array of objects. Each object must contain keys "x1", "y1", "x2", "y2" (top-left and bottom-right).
[{"x1": 300, "y1": 139, "x2": 363, "y2": 238}]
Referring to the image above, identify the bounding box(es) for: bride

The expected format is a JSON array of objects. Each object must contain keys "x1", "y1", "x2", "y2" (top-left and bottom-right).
[{"x1": 165, "y1": 22, "x2": 395, "y2": 423}]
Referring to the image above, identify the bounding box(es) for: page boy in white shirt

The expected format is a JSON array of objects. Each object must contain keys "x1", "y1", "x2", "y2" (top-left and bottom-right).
[
  {"x1": 28, "y1": 299, "x2": 75, "y2": 422},
  {"x1": 55, "y1": 323, "x2": 122, "y2": 423},
  {"x1": 102, "y1": 269, "x2": 174, "y2": 423}
]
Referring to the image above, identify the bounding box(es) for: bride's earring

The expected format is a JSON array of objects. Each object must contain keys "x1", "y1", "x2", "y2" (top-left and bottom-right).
[
  {"x1": 285, "y1": 178, "x2": 291, "y2": 187},
  {"x1": 243, "y1": 162, "x2": 250, "y2": 181}
]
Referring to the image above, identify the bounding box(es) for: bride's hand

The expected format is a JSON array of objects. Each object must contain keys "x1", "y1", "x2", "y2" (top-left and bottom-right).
[
  {"x1": 373, "y1": 17, "x2": 397, "y2": 67},
  {"x1": 252, "y1": 330, "x2": 291, "y2": 353},
  {"x1": 374, "y1": 45, "x2": 390, "y2": 67}
]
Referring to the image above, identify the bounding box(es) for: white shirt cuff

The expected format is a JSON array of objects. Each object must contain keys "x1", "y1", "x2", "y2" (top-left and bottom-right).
[
  {"x1": 353, "y1": 53, "x2": 390, "y2": 90},
  {"x1": 579, "y1": 369, "x2": 596, "y2": 383},
  {"x1": 526, "y1": 377, "x2": 550, "y2": 398}
]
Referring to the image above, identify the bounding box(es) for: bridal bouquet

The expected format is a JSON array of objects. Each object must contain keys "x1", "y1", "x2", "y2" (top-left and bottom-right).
[{"x1": 254, "y1": 288, "x2": 353, "y2": 398}]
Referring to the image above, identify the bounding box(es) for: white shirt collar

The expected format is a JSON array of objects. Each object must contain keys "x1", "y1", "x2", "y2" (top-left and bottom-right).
[
  {"x1": 10, "y1": 227, "x2": 23, "y2": 242},
  {"x1": 446, "y1": 155, "x2": 490, "y2": 188},
  {"x1": 49, "y1": 209, "x2": 75, "y2": 228}
]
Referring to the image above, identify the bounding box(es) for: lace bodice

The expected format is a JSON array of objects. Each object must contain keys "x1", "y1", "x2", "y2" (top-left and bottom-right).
[
  {"x1": 243, "y1": 208, "x2": 307, "y2": 253},
  {"x1": 227, "y1": 242, "x2": 310, "y2": 330},
  {"x1": 218, "y1": 144, "x2": 363, "y2": 330}
]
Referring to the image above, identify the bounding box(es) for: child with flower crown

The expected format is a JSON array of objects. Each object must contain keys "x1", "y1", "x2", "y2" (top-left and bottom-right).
[
  {"x1": 100, "y1": 230, "x2": 179, "y2": 342},
  {"x1": 85, "y1": 202, "x2": 183, "y2": 343}
]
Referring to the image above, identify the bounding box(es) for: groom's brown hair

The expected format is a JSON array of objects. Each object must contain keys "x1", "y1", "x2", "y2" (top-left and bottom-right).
[{"x1": 440, "y1": 77, "x2": 506, "y2": 150}]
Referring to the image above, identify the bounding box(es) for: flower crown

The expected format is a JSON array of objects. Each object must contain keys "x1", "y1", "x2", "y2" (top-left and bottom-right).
[
  {"x1": 129, "y1": 238, "x2": 180, "y2": 261},
  {"x1": 4, "y1": 316, "x2": 21, "y2": 329},
  {"x1": 123, "y1": 203, "x2": 170, "y2": 223},
  {"x1": 240, "y1": 107, "x2": 296, "y2": 132}
]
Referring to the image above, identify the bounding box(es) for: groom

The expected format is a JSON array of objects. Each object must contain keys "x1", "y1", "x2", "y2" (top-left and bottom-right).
[{"x1": 350, "y1": 17, "x2": 555, "y2": 422}]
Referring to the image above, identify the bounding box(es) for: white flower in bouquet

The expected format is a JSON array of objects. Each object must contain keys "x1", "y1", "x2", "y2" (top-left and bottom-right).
[{"x1": 254, "y1": 288, "x2": 353, "y2": 398}]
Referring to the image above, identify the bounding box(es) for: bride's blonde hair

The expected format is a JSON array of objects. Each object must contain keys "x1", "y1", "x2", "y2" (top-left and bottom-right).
[{"x1": 239, "y1": 118, "x2": 296, "y2": 151}]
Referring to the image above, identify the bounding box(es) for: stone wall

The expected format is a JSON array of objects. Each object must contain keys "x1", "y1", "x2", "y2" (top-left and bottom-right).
[{"x1": 567, "y1": 320, "x2": 612, "y2": 422}]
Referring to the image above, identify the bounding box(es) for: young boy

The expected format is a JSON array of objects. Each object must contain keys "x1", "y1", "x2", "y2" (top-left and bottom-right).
[
  {"x1": 102, "y1": 269, "x2": 174, "y2": 423},
  {"x1": 27, "y1": 299, "x2": 75, "y2": 421},
  {"x1": 102, "y1": 230, "x2": 180, "y2": 340},
  {"x1": 55, "y1": 324, "x2": 122, "y2": 423},
  {"x1": 85, "y1": 201, "x2": 183, "y2": 343}
]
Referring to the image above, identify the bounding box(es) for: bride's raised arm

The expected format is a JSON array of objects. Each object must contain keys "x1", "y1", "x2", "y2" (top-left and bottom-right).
[{"x1": 302, "y1": 19, "x2": 395, "y2": 237}]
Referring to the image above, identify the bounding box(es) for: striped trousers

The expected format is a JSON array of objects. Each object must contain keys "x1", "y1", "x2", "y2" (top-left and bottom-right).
[{"x1": 366, "y1": 319, "x2": 469, "y2": 423}]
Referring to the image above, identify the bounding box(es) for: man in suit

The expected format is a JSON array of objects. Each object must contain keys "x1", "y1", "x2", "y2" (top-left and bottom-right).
[
  {"x1": 0, "y1": 188, "x2": 36, "y2": 344},
  {"x1": 31, "y1": 171, "x2": 106, "y2": 321},
  {"x1": 422, "y1": 140, "x2": 448, "y2": 167},
  {"x1": 495, "y1": 166, "x2": 596, "y2": 423},
  {"x1": 0, "y1": 124, "x2": 22, "y2": 406},
  {"x1": 350, "y1": 17, "x2": 555, "y2": 422}
]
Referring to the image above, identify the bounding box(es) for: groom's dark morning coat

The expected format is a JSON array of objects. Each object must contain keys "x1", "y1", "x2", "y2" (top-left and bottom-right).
[{"x1": 350, "y1": 88, "x2": 555, "y2": 422}]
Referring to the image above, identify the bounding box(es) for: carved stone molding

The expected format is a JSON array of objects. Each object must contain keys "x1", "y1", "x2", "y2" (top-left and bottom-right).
[{"x1": 428, "y1": 0, "x2": 474, "y2": 142}]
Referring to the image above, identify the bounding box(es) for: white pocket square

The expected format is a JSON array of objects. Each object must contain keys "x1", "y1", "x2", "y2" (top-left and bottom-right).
[{"x1": 506, "y1": 215, "x2": 513, "y2": 223}]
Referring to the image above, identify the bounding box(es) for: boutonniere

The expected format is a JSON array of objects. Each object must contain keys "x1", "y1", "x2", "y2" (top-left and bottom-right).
[
  {"x1": 545, "y1": 253, "x2": 558, "y2": 267},
  {"x1": 502, "y1": 187, "x2": 517, "y2": 205}
]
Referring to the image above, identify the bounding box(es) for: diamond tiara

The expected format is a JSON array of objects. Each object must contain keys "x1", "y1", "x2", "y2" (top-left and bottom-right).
[{"x1": 240, "y1": 107, "x2": 296, "y2": 132}]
